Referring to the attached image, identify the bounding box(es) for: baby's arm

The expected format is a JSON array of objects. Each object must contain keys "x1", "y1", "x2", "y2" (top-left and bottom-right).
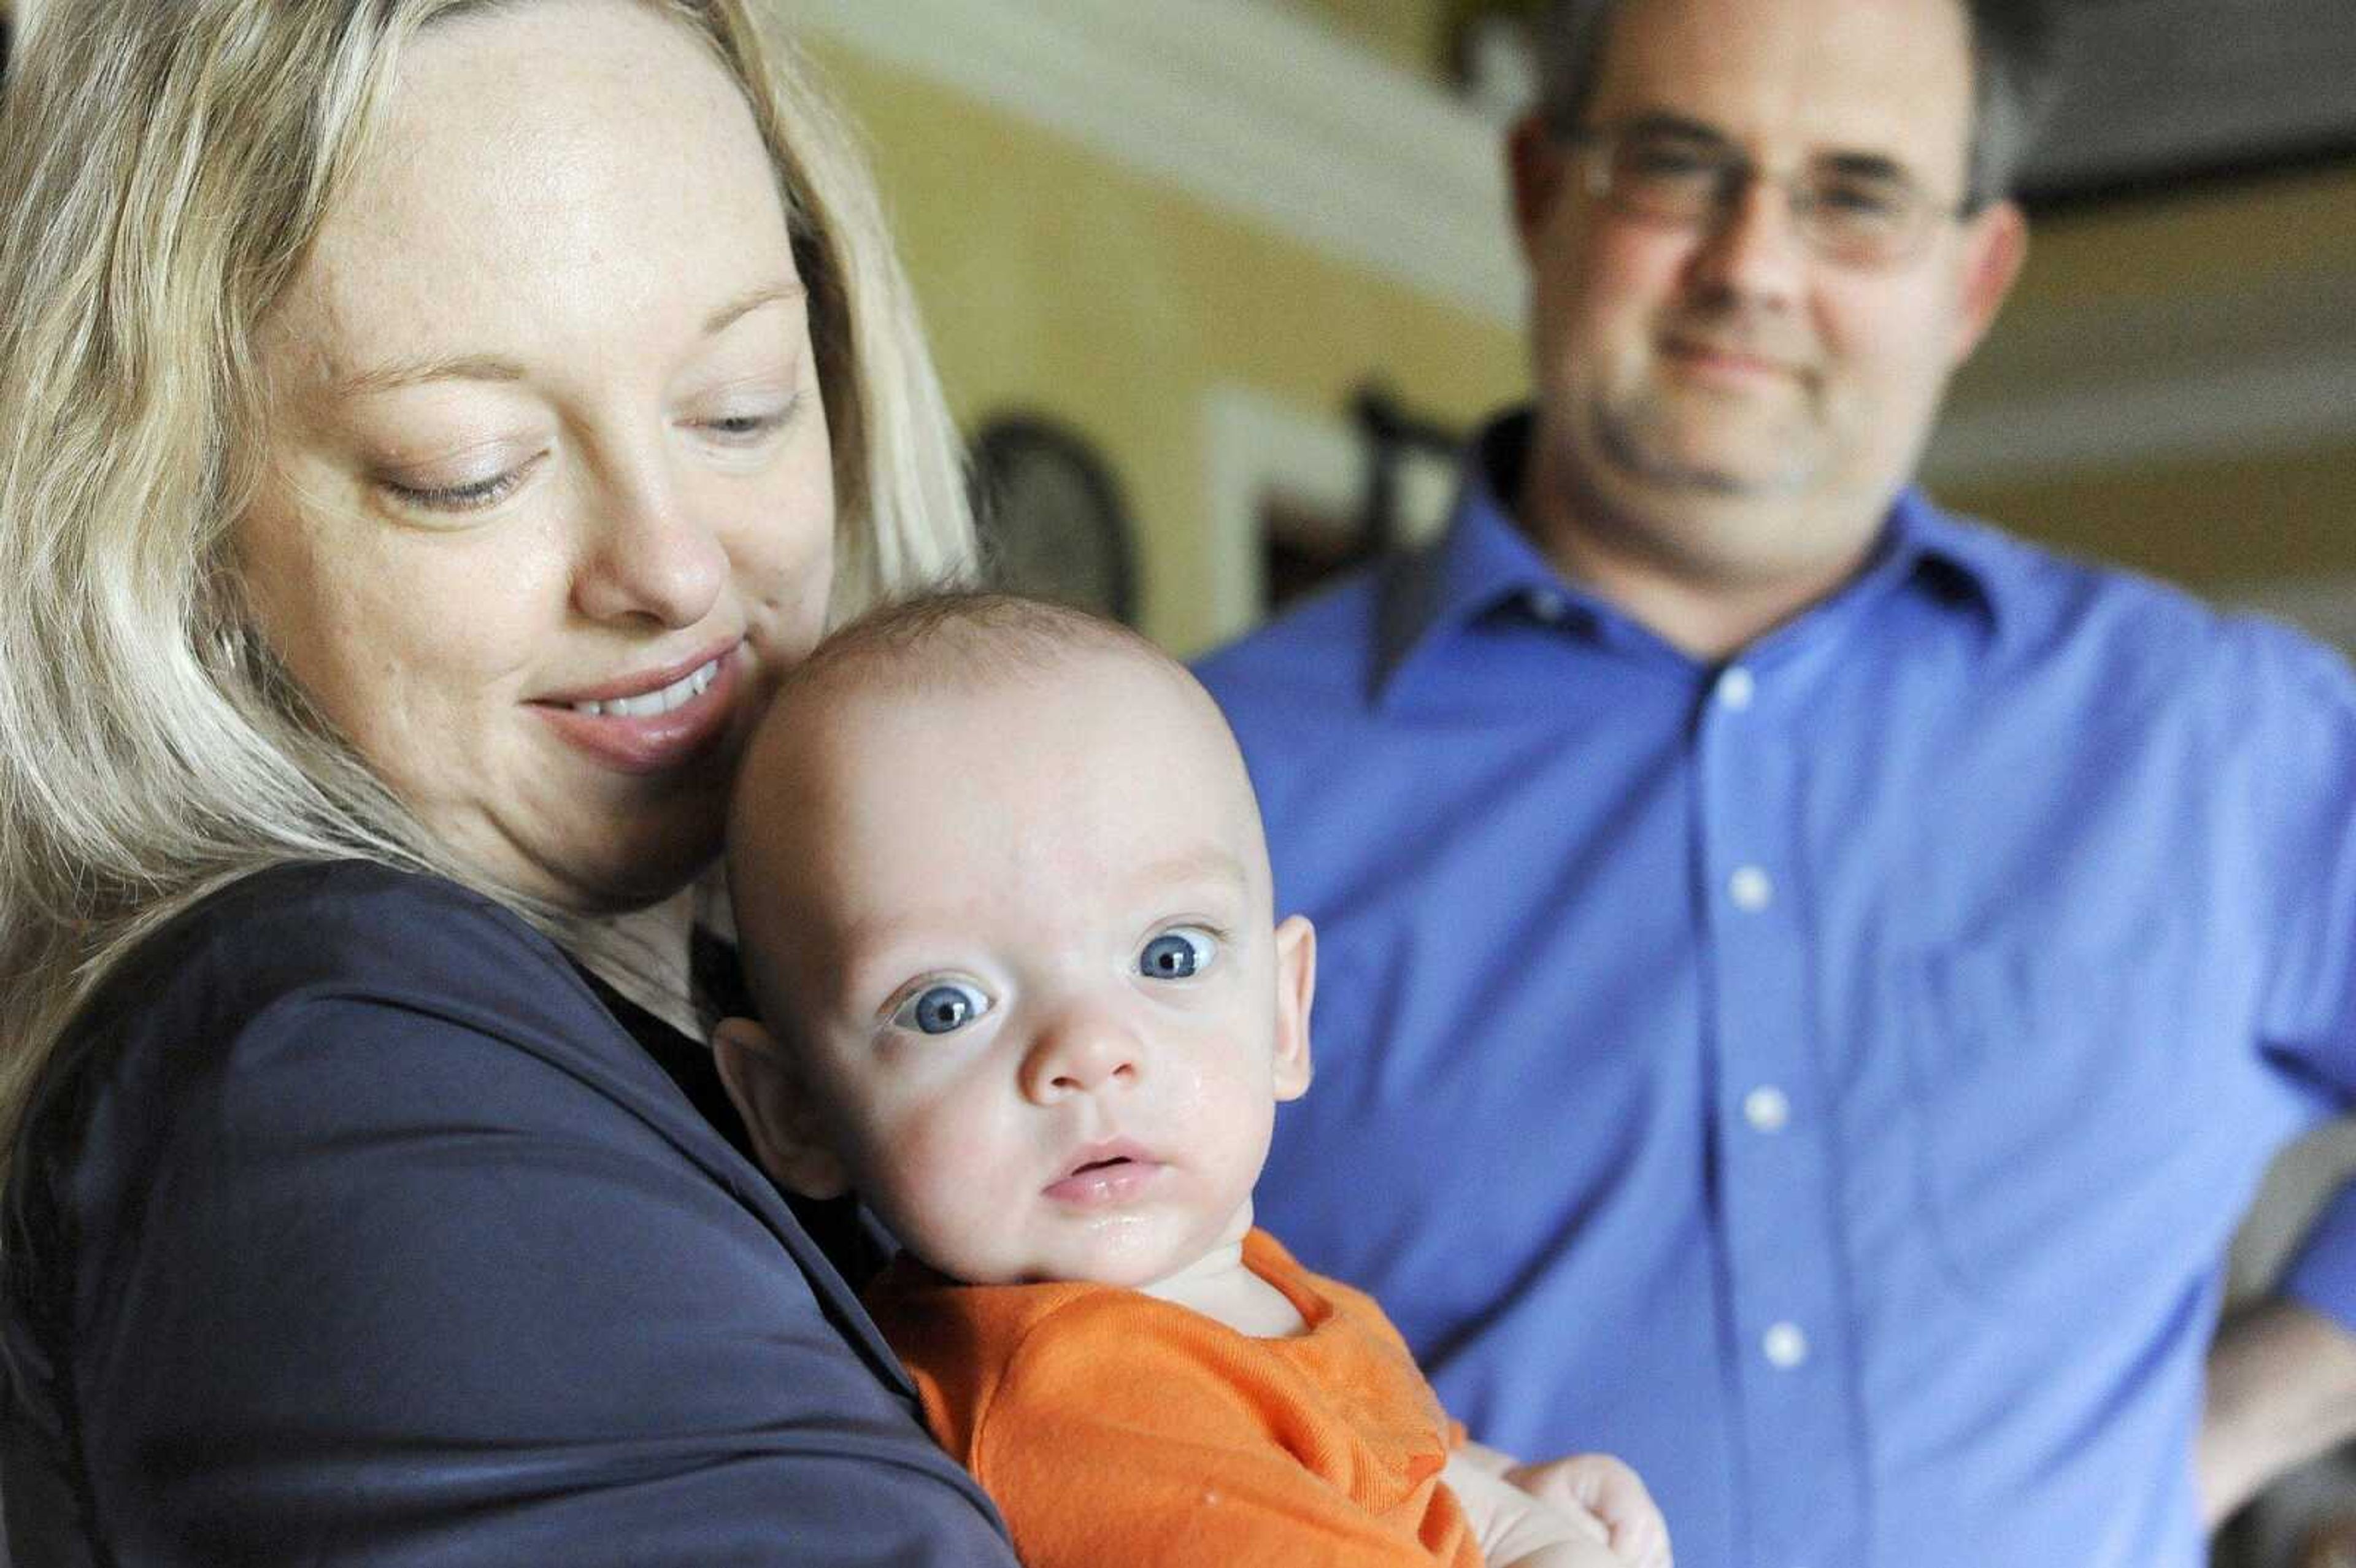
[{"x1": 1447, "y1": 1443, "x2": 1673, "y2": 1568}]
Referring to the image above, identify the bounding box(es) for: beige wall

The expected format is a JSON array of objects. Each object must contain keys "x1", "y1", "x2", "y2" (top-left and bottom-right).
[
  {"x1": 807, "y1": 42, "x2": 1525, "y2": 654},
  {"x1": 1942, "y1": 166, "x2": 2356, "y2": 598},
  {"x1": 1272, "y1": 0, "x2": 1452, "y2": 76}
]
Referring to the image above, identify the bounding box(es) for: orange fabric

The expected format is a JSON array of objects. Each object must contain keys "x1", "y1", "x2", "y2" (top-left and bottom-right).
[{"x1": 866, "y1": 1229, "x2": 1482, "y2": 1568}]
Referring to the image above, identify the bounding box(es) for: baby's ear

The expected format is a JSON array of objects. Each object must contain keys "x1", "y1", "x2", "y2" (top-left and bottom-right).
[
  {"x1": 712, "y1": 1016, "x2": 853, "y2": 1199},
  {"x1": 1269, "y1": 915, "x2": 1316, "y2": 1102}
]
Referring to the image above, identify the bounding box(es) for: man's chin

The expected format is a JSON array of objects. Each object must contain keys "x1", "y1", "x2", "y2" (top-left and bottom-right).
[{"x1": 1601, "y1": 425, "x2": 1815, "y2": 502}]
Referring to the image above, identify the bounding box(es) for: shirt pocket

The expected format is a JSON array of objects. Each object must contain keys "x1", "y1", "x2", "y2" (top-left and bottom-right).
[{"x1": 1894, "y1": 933, "x2": 2206, "y2": 1307}]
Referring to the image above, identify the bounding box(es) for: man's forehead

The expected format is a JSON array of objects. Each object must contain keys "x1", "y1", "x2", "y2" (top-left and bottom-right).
[{"x1": 1585, "y1": 0, "x2": 1976, "y2": 174}]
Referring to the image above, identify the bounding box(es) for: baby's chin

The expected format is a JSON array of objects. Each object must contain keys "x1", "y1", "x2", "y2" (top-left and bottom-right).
[{"x1": 908, "y1": 1215, "x2": 1231, "y2": 1295}]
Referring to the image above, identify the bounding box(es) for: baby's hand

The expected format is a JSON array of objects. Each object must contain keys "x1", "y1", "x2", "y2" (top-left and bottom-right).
[{"x1": 1507, "y1": 1453, "x2": 1671, "y2": 1568}]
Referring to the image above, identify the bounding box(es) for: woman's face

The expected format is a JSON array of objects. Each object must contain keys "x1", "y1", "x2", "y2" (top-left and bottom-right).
[{"x1": 240, "y1": 0, "x2": 835, "y2": 911}]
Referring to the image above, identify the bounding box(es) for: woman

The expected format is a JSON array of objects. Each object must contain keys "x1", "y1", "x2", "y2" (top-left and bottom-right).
[{"x1": 0, "y1": 1, "x2": 1023, "y2": 1560}]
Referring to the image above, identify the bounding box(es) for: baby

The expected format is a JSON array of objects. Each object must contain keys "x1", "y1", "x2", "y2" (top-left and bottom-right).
[{"x1": 715, "y1": 592, "x2": 1671, "y2": 1568}]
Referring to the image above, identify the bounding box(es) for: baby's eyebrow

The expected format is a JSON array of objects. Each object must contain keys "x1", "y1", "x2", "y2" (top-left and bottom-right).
[{"x1": 1130, "y1": 847, "x2": 1252, "y2": 897}]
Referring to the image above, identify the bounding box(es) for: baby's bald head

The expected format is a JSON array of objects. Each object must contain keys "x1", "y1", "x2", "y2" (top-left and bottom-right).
[{"x1": 725, "y1": 592, "x2": 1272, "y2": 1036}]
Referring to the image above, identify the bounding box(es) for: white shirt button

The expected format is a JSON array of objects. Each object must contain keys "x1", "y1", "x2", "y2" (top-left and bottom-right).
[
  {"x1": 1526, "y1": 588, "x2": 1566, "y2": 623},
  {"x1": 1728, "y1": 865, "x2": 1774, "y2": 912},
  {"x1": 1718, "y1": 666, "x2": 1755, "y2": 710},
  {"x1": 1763, "y1": 1321, "x2": 1809, "y2": 1369},
  {"x1": 1743, "y1": 1085, "x2": 1791, "y2": 1132}
]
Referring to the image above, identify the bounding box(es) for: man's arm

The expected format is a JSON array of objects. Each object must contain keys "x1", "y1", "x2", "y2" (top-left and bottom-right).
[
  {"x1": 2214, "y1": 622, "x2": 2356, "y2": 1528},
  {"x1": 2200, "y1": 1297, "x2": 2356, "y2": 1526}
]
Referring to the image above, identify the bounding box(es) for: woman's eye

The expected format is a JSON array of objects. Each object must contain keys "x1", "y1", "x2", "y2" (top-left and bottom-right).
[
  {"x1": 696, "y1": 391, "x2": 801, "y2": 446},
  {"x1": 1138, "y1": 928, "x2": 1217, "y2": 981},
  {"x1": 379, "y1": 465, "x2": 528, "y2": 514},
  {"x1": 889, "y1": 981, "x2": 993, "y2": 1036},
  {"x1": 701, "y1": 412, "x2": 785, "y2": 442}
]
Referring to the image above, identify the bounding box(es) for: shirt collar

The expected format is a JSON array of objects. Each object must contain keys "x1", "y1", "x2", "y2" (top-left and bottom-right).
[{"x1": 1375, "y1": 409, "x2": 2008, "y2": 695}]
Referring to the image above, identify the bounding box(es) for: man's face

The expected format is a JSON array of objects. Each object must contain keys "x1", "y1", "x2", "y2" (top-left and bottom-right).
[
  {"x1": 1514, "y1": 0, "x2": 2023, "y2": 586},
  {"x1": 729, "y1": 650, "x2": 1314, "y2": 1296}
]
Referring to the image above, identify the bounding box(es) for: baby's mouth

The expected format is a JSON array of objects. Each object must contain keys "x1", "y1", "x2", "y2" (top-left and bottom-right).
[
  {"x1": 1061, "y1": 1137, "x2": 1153, "y2": 1177},
  {"x1": 1045, "y1": 1140, "x2": 1164, "y2": 1204}
]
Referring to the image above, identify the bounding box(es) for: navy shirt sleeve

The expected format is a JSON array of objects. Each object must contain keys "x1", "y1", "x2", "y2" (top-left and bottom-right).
[{"x1": 2, "y1": 861, "x2": 1015, "y2": 1566}]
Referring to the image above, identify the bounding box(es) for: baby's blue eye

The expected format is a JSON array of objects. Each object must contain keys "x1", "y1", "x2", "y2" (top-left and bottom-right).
[
  {"x1": 890, "y1": 982, "x2": 992, "y2": 1036},
  {"x1": 1138, "y1": 928, "x2": 1217, "y2": 980}
]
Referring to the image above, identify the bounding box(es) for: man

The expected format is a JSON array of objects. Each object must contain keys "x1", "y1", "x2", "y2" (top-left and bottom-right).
[{"x1": 1195, "y1": 1, "x2": 2356, "y2": 1563}]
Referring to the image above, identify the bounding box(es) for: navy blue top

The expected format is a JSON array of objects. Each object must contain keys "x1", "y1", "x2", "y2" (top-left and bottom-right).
[
  {"x1": 0, "y1": 859, "x2": 1017, "y2": 1565},
  {"x1": 1196, "y1": 413, "x2": 2356, "y2": 1568}
]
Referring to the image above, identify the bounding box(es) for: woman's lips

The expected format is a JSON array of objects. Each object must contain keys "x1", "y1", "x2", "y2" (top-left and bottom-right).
[
  {"x1": 1044, "y1": 1142, "x2": 1167, "y2": 1207},
  {"x1": 531, "y1": 641, "x2": 744, "y2": 775}
]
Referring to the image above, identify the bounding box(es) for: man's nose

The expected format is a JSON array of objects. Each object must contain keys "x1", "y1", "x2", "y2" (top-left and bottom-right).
[
  {"x1": 1685, "y1": 175, "x2": 1809, "y2": 307},
  {"x1": 1019, "y1": 1005, "x2": 1144, "y2": 1104}
]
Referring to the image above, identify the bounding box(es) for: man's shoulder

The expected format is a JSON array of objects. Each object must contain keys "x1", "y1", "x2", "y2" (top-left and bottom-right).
[{"x1": 1925, "y1": 504, "x2": 2354, "y2": 700}]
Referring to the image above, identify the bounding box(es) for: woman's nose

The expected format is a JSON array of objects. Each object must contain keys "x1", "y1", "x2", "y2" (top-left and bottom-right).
[
  {"x1": 1019, "y1": 1007, "x2": 1144, "y2": 1104},
  {"x1": 571, "y1": 458, "x2": 728, "y2": 628}
]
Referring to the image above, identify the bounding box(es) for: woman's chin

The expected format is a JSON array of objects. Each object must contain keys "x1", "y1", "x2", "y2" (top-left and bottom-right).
[{"x1": 438, "y1": 816, "x2": 722, "y2": 918}]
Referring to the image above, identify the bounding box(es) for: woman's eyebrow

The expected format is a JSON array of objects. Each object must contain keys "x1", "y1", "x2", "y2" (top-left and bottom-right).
[
  {"x1": 703, "y1": 279, "x2": 806, "y2": 338},
  {"x1": 336, "y1": 352, "x2": 526, "y2": 397},
  {"x1": 331, "y1": 281, "x2": 806, "y2": 396}
]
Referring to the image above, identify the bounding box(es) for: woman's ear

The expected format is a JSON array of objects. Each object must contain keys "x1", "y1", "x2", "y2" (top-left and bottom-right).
[
  {"x1": 1269, "y1": 915, "x2": 1316, "y2": 1102},
  {"x1": 712, "y1": 1016, "x2": 853, "y2": 1199}
]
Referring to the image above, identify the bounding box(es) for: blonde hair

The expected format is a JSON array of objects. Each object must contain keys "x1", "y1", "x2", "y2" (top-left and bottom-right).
[{"x1": 0, "y1": 0, "x2": 974, "y2": 1188}]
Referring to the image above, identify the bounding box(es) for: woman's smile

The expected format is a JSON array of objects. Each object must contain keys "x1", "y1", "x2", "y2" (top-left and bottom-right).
[{"x1": 532, "y1": 640, "x2": 748, "y2": 775}]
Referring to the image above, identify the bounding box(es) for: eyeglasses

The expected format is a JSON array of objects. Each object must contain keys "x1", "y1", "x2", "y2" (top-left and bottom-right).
[{"x1": 1563, "y1": 121, "x2": 1978, "y2": 268}]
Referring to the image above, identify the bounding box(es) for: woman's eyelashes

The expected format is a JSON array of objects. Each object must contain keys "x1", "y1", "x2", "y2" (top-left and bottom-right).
[
  {"x1": 695, "y1": 391, "x2": 802, "y2": 447},
  {"x1": 372, "y1": 392, "x2": 802, "y2": 515},
  {"x1": 377, "y1": 452, "x2": 543, "y2": 515}
]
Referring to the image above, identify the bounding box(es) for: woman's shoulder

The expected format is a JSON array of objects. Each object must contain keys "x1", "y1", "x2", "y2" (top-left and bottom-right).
[
  {"x1": 107, "y1": 857, "x2": 569, "y2": 1019},
  {"x1": 80, "y1": 858, "x2": 600, "y2": 1070},
  {"x1": 22, "y1": 859, "x2": 704, "y2": 1221}
]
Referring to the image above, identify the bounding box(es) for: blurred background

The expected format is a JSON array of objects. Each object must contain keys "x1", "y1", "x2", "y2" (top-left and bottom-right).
[
  {"x1": 762, "y1": 0, "x2": 2356, "y2": 664},
  {"x1": 7, "y1": 0, "x2": 2355, "y2": 1560}
]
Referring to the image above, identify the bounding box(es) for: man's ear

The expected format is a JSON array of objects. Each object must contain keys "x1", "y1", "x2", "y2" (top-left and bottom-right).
[
  {"x1": 712, "y1": 1016, "x2": 853, "y2": 1199},
  {"x1": 1269, "y1": 915, "x2": 1316, "y2": 1102},
  {"x1": 1506, "y1": 110, "x2": 1571, "y2": 264},
  {"x1": 1948, "y1": 198, "x2": 2028, "y2": 367}
]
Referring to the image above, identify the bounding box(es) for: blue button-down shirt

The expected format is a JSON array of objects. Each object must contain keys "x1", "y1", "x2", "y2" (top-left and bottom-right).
[{"x1": 1195, "y1": 414, "x2": 2356, "y2": 1568}]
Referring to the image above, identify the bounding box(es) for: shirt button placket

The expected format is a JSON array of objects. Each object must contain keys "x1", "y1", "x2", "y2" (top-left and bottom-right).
[{"x1": 1693, "y1": 661, "x2": 1864, "y2": 1567}]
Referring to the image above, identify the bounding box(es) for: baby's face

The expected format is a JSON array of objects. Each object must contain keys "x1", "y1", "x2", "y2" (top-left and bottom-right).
[{"x1": 737, "y1": 648, "x2": 1312, "y2": 1291}]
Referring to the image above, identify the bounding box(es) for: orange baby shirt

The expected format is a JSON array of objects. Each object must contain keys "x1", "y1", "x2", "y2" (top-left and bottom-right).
[{"x1": 865, "y1": 1228, "x2": 1482, "y2": 1568}]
